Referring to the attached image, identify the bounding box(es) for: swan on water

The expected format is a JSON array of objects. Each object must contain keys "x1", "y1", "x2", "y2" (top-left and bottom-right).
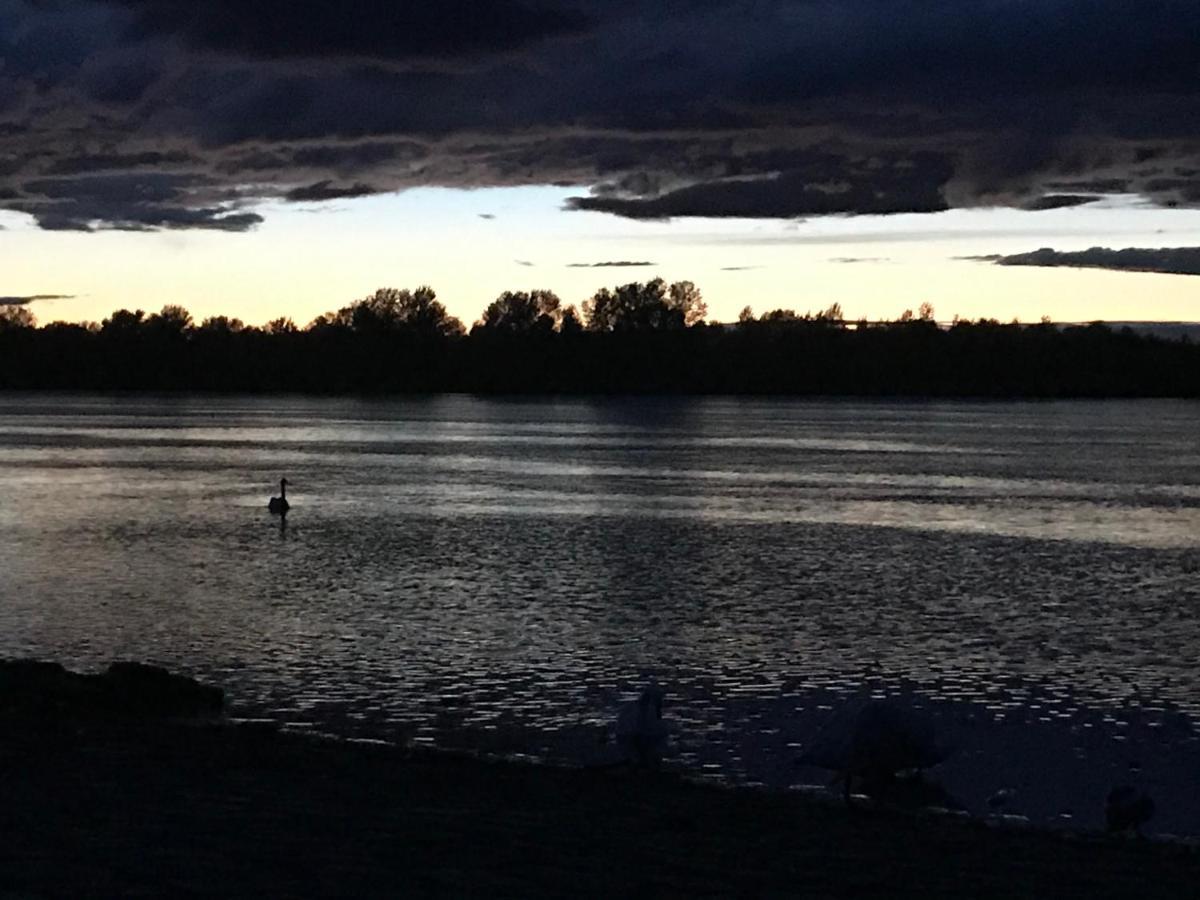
[
  {"x1": 268, "y1": 478, "x2": 290, "y2": 514},
  {"x1": 797, "y1": 697, "x2": 953, "y2": 804},
  {"x1": 614, "y1": 681, "x2": 669, "y2": 768}
]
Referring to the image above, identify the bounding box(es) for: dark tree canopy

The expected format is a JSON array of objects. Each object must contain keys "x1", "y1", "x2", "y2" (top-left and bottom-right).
[
  {"x1": 264, "y1": 317, "x2": 298, "y2": 334},
  {"x1": 582, "y1": 278, "x2": 707, "y2": 332},
  {"x1": 198, "y1": 315, "x2": 247, "y2": 334},
  {"x1": 668, "y1": 281, "x2": 707, "y2": 327},
  {"x1": 0, "y1": 305, "x2": 36, "y2": 331},
  {"x1": 146, "y1": 305, "x2": 194, "y2": 338},
  {"x1": 313, "y1": 287, "x2": 465, "y2": 338},
  {"x1": 101, "y1": 308, "x2": 146, "y2": 335},
  {"x1": 476, "y1": 290, "x2": 561, "y2": 334},
  {"x1": 0, "y1": 282, "x2": 1196, "y2": 397}
]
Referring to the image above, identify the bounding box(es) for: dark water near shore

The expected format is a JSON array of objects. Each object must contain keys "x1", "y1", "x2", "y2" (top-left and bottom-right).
[{"x1": 1, "y1": 394, "x2": 1198, "y2": 833}]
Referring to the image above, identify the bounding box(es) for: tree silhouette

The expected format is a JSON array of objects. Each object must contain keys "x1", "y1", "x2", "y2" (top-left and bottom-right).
[
  {"x1": 147, "y1": 305, "x2": 193, "y2": 338},
  {"x1": 401, "y1": 286, "x2": 466, "y2": 338},
  {"x1": 101, "y1": 308, "x2": 146, "y2": 335},
  {"x1": 264, "y1": 317, "x2": 297, "y2": 335},
  {"x1": 759, "y1": 308, "x2": 801, "y2": 324},
  {"x1": 0, "y1": 305, "x2": 36, "y2": 330},
  {"x1": 476, "y1": 289, "x2": 561, "y2": 334},
  {"x1": 2, "y1": 282, "x2": 1198, "y2": 397},
  {"x1": 198, "y1": 316, "x2": 246, "y2": 334},
  {"x1": 667, "y1": 280, "x2": 707, "y2": 327},
  {"x1": 817, "y1": 303, "x2": 844, "y2": 324},
  {"x1": 583, "y1": 278, "x2": 706, "y2": 332},
  {"x1": 315, "y1": 287, "x2": 465, "y2": 338},
  {"x1": 559, "y1": 305, "x2": 583, "y2": 335}
]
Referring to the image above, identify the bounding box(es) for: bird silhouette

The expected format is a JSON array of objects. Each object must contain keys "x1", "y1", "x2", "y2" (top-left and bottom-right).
[
  {"x1": 268, "y1": 478, "x2": 290, "y2": 514},
  {"x1": 1106, "y1": 786, "x2": 1155, "y2": 834},
  {"x1": 797, "y1": 697, "x2": 953, "y2": 804},
  {"x1": 614, "y1": 681, "x2": 669, "y2": 768}
]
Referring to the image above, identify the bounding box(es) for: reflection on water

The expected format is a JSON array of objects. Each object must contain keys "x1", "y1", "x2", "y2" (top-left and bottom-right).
[{"x1": 0, "y1": 394, "x2": 1198, "y2": 832}]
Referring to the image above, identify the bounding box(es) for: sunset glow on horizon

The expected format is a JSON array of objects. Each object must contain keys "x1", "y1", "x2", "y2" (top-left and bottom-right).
[{"x1": 5, "y1": 188, "x2": 1200, "y2": 329}]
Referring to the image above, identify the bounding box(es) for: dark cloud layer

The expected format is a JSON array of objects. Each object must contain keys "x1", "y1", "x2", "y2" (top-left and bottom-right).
[
  {"x1": 570, "y1": 159, "x2": 953, "y2": 219},
  {"x1": 284, "y1": 181, "x2": 378, "y2": 202},
  {"x1": 10, "y1": 172, "x2": 263, "y2": 231},
  {"x1": 114, "y1": 0, "x2": 590, "y2": 62},
  {"x1": 972, "y1": 246, "x2": 1200, "y2": 277},
  {"x1": 2, "y1": 1, "x2": 1200, "y2": 229},
  {"x1": 567, "y1": 261, "x2": 656, "y2": 268}
]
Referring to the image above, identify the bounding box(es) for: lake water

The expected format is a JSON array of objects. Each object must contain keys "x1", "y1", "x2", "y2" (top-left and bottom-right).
[{"x1": 1, "y1": 394, "x2": 1198, "y2": 833}]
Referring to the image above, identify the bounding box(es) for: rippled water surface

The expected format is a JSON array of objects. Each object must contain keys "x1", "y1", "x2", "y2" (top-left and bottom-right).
[{"x1": 1, "y1": 394, "x2": 1198, "y2": 832}]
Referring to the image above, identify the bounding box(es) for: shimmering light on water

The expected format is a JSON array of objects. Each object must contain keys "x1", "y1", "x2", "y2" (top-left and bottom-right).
[{"x1": 0, "y1": 395, "x2": 1197, "y2": 832}]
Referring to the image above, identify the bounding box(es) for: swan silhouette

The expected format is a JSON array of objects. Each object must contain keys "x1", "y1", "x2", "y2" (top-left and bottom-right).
[
  {"x1": 1106, "y1": 786, "x2": 1155, "y2": 834},
  {"x1": 614, "y1": 681, "x2": 669, "y2": 768},
  {"x1": 797, "y1": 697, "x2": 953, "y2": 804},
  {"x1": 268, "y1": 478, "x2": 290, "y2": 514}
]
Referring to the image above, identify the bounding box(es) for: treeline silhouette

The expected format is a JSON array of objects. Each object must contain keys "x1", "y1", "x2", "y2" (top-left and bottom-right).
[{"x1": 2, "y1": 281, "x2": 1197, "y2": 396}]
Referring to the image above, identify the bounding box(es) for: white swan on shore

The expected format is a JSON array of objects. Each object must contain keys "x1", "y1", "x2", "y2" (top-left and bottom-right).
[
  {"x1": 614, "y1": 681, "x2": 669, "y2": 767},
  {"x1": 268, "y1": 478, "x2": 290, "y2": 514}
]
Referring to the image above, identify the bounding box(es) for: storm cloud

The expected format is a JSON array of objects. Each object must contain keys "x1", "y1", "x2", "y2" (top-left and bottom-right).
[
  {"x1": 972, "y1": 246, "x2": 1200, "y2": 277},
  {"x1": 284, "y1": 181, "x2": 379, "y2": 203},
  {"x1": 113, "y1": 0, "x2": 591, "y2": 62},
  {"x1": 2, "y1": 1, "x2": 1200, "y2": 229}
]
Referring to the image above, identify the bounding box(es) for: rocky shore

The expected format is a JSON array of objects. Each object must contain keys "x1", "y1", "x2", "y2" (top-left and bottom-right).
[{"x1": 1, "y1": 662, "x2": 1197, "y2": 898}]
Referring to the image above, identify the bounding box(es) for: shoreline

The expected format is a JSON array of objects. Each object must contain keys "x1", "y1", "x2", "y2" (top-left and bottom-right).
[
  {"x1": 5, "y1": 388, "x2": 1200, "y2": 401},
  {"x1": 2, "y1": 710, "x2": 1198, "y2": 898}
]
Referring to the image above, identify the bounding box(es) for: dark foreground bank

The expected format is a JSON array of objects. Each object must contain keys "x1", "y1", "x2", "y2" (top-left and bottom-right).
[{"x1": 1, "y1": 668, "x2": 1198, "y2": 899}]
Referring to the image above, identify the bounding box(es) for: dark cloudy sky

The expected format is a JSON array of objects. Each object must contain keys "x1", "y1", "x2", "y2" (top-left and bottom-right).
[{"x1": 3, "y1": 0, "x2": 1199, "y2": 324}]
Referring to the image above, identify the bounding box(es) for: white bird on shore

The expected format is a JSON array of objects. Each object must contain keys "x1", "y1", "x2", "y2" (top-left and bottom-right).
[
  {"x1": 797, "y1": 697, "x2": 953, "y2": 804},
  {"x1": 614, "y1": 681, "x2": 669, "y2": 768},
  {"x1": 268, "y1": 478, "x2": 290, "y2": 514}
]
